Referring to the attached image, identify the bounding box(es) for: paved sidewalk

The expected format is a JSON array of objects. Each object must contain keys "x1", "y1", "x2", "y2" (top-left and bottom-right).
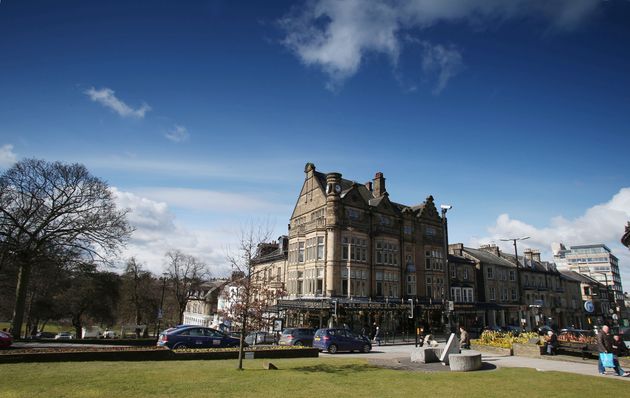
[
  {"x1": 325, "y1": 343, "x2": 630, "y2": 380},
  {"x1": 471, "y1": 350, "x2": 629, "y2": 380}
]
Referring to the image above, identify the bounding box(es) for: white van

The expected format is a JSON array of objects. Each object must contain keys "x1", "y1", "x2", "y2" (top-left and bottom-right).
[{"x1": 81, "y1": 326, "x2": 102, "y2": 339}]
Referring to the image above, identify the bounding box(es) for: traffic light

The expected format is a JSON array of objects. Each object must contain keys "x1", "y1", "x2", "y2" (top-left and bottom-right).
[{"x1": 408, "y1": 299, "x2": 414, "y2": 319}]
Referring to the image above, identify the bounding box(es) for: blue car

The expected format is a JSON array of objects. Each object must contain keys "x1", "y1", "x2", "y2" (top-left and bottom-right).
[
  {"x1": 157, "y1": 326, "x2": 240, "y2": 350},
  {"x1": 312, "y1": 328, "x2": 371, "y2": 354}
]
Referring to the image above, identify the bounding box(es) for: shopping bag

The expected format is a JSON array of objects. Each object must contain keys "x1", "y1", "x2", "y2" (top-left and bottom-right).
[{"x1": 599, "y1": 352, "x2": 615, "y2": 368}]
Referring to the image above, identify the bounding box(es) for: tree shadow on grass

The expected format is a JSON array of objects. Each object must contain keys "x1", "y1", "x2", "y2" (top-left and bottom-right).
[{"x1": 292, "y1": 363, "x2": 378, "y2": 374}]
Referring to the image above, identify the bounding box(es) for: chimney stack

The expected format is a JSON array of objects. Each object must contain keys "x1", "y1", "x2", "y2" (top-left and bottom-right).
[
  {"x1": 449, "y1": 243, "x2": 464, "y2": 256},
  {"x1": 373, "y1": 172, "x2": 386, "y2": 197}
]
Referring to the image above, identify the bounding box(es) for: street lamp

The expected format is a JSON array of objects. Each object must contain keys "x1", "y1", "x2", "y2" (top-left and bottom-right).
[
  {"x1": 592, "y1": 271, "x2": 613, "y2": 322},
  {"x1": 499, "y1": 237, "x2": 530, "y2": 267},
  {"x1": 441, "y1": 204, "x2": 452, "y2": 333},
  {"x1": 156, "y1": 272, "x2": 168, "y2": 337},
  {"x1": 500, "y1": 236, "x2": 529, "y2": 329}
]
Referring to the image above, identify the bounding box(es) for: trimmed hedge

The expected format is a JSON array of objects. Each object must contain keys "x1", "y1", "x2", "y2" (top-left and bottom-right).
[
  {"x1": 23, "y1": 338, "x2": 157, "y2": 347},
  {"x1": 0, "y1": 348, "x2": 319, "y2": 364}
]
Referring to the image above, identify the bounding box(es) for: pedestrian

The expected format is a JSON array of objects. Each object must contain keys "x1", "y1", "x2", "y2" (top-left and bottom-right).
[
  {"x1": 459, "y1": 326, "x2": 470, "y2": 350},
  {"x1": 373, "y1": 326, "x2": 382, "y2": 346},
  {"x1": 597, "y1": 325, "x2": 629, "y2": 376},
  {"x1": 544, "y1": 330, "x2": 558, "y2": 355},
  {"x1": 613, "y1": 335, "x2": 629, "y2": 358}
]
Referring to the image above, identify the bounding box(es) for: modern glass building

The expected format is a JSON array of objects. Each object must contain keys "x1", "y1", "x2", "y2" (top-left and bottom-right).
[{"x1": 552, "y1": 243, "x2": 624, "y2": 304}]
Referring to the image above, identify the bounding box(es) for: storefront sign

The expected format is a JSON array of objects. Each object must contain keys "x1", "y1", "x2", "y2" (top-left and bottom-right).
[{"x1": 584, "y1": 300, "x2": 594, "y2": 313}]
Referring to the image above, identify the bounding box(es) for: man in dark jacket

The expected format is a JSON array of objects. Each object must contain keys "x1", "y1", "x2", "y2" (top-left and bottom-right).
[{"x1": 597, "y1": 325, "x2": 629, "y2": 376}]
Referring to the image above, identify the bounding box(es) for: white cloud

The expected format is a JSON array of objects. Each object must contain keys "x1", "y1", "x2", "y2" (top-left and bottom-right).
[
  {"x1": 0, "y1": 144, "x2": 17, "y2": 168},
  {"x1": 84, "y1": 87, "x2": 151, "y2": 118},
  {"x1": 421, "y1": 42, "x2": 463, "y2": 94},
  {"x1": 280, "y1": 0, "x2": 599, "y2": 90},
  {"x1": 471, "y1": 187, "x2": 630, "y2": 291},
  {"x1": 111, "y1": 187, "x2": 233, "y2": 277},
  {"x1": 165, "y1": 125, "x2": 190, "y2": 143}
]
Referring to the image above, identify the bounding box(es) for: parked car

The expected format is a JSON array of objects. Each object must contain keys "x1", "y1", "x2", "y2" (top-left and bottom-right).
[
  {"x1": 534, "y1": 325, "x2": 555, "y2": 336},
  {"x1": 278, "y1": 328, "x2": 315, "y2": 346},
  {"x1": 102, "y1": 330, "x2": 117, "y2": 339},
  {"x1": 244, "y1": 331, "x2": 276, "y2": 346},
  {"x1": 157, "y1": 326, "x2": 241, "y2": 350},
  {"x1": 54, "y1": 332, "x2": 74, "y2": 340},
  {"x1": 35, "y1": 331, "x2": 56, "y2": 339},
  {"x1": 313, "y1": 328, "x2": 371, "y2": 354},
  {"x1": 0, "y1": 330, "x2": 12, "y2": 348},
  {"x1": 500, "y1": 325, "x2": 524, "y2": 335}
]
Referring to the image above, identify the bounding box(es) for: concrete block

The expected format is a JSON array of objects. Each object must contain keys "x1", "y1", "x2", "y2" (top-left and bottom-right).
[
  {"x1": 449, "y1": 353, "x2": 482, "y2": 372},
  {"x1": 411, "y1": 347, "x2": 444, "y2": 363}
]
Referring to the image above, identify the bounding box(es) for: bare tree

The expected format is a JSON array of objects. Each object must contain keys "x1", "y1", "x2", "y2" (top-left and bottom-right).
[
  {"x1": 163, "y1": 250, "x2": 209, "y2": 325},
  {"x1": 0, "y1": 159, "x2": 132, "y2": 337},
  {"x1": 120, "y1": 257, "x2": 158, "y2": 326},
  {"x1": 225, "y1": 221, "x2": 274, "y2": 370}
]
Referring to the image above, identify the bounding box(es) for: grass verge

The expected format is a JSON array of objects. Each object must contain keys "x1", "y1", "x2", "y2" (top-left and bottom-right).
[{"x1": 1, "y1": 357, "x2": 628, "y2": 398}]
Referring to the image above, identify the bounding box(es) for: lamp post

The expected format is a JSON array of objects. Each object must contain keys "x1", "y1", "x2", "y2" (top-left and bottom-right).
[
  {"x1": 156, "y1": 272, "x2": 168, "y2": 337},
  {"x1": 593, "y1": 271, "x2": 613, "y2": 322},
  {"x1": 500, "y1": 236, "x2": 529, "y2": 329},
  {"x1": 440, "y1": 204, "x2": 452, "y2": 333}
]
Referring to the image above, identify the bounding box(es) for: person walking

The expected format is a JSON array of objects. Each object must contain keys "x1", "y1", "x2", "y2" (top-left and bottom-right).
[
  {"x1": 597, "y1": 325, "x2": 629, "y2": 376},
  {"x1": 373, "y1": 326, "x2": 382, "y2": 346},
  {"x1": 459, "y1": 326, "x2": 470, "y2": 350}
]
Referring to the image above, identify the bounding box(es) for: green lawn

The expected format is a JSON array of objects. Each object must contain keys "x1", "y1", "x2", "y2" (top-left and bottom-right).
[{"x1": 1, "y1": 358, "x2": 627, "y2": 398}]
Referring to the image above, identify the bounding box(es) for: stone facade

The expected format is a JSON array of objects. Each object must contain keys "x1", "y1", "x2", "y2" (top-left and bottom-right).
[{"x1": 285, "y1": 163, "x2": 447, "y2": 302}]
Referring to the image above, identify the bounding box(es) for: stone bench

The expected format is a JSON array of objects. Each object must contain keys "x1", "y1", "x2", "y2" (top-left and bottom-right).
[
  {"x1": 448, "y1": 353, "x2": 482, "y2": 372},
  {"x1": 410, "y1": 347, "x2": 444, "y2": 364}
]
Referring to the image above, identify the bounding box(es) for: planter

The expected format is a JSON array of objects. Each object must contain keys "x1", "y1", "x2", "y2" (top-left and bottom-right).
[
  {"x1": 0, "y1": 347, "x2": 319, "y2": 364},
  {"x1": 512, "y1": 343, "x2": 543, "y2": 358},
  {"x1": 470, "y1": 343, "x2": 512, "y2": 356}
]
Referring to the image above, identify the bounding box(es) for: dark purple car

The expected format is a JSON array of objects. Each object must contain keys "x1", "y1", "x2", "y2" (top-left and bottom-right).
[{"x1": 157, "y1": 326, "x2": 240, "y2": 350}]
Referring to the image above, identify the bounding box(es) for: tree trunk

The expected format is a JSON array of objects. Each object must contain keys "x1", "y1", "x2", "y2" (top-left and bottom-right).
[{"x1": 11, "y1": 260, "x2": 32, "y2": 338}]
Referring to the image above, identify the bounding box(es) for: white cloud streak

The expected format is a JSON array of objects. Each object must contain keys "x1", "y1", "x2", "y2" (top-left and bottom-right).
[
  {"x1": 85, "y1": 87, "x2": 151, "y2": 118},
  {"x1": 133, "y1": 187, "x2": 290, "y2": 215},
  {"x1": 0, "y1": 144, "x2": 18, "y2": 168},
  {"x1": 471, "y1": 187, "x2": 630, "y2": 291},
  {"x1": 165, "y1": 125, "x2": 190, "y2": 143},
  {"x1": 280, "y1": 0, "x2": 599, "y2": 91}
]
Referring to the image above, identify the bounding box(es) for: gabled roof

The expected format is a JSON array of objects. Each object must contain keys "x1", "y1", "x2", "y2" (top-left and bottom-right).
[
  {"x1": 463, "y1": 247, "x2": 517, "y2": 268},
  {"x1": 448, "y1": 253, "x2": 476, "y2": 265},
  {"x1": 312, "y1": 166, "x2": 438, "y2": 219},
  {"x1": 188, "y1": 279, "x2": 230, "y2": 300},
  {"x1": 559, "y1": 270, "x2": 600, "y2": 284}
]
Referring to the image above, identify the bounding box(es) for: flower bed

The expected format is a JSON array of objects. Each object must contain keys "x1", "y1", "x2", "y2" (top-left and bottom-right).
[{"x1": 470, "y1": 331, "x2": 541, "y2": 356}]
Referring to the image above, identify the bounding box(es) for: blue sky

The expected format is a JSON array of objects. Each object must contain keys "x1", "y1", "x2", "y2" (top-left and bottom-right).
[{"x1": 1, "y1": 0, "x2": 629, "y2": 288}]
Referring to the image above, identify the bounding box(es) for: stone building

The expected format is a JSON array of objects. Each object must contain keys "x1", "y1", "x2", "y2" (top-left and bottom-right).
[
  {"x1": 559, "y1": 270, "x2": 610, "y2": 328},
  {"x1": 452, "y1": 244, "x2": 520, "y2": 330},
  {"x1": 447, "y1": 247, "x2": 479, "y2": 332},
  {"x1": 183, "y1": 279, "x2": 230, "y2": 327},
  {"x1": 256, "y1": 163, "x2": 450, "y2": 333}
]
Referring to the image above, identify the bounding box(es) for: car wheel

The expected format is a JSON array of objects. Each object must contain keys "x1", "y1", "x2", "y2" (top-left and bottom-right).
[
  {"x1": 362, "y1": 344, "x2": 371, "y2": 353},
  {"x1": 173, "y1": 343, "x2": 188, "y2": 350},
  {"x1": 327, "y1": 344, "x2": 338, "y2": 354},
  {"x1": 294, "y1": 341, "x2": 303, "y2": 347}
]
